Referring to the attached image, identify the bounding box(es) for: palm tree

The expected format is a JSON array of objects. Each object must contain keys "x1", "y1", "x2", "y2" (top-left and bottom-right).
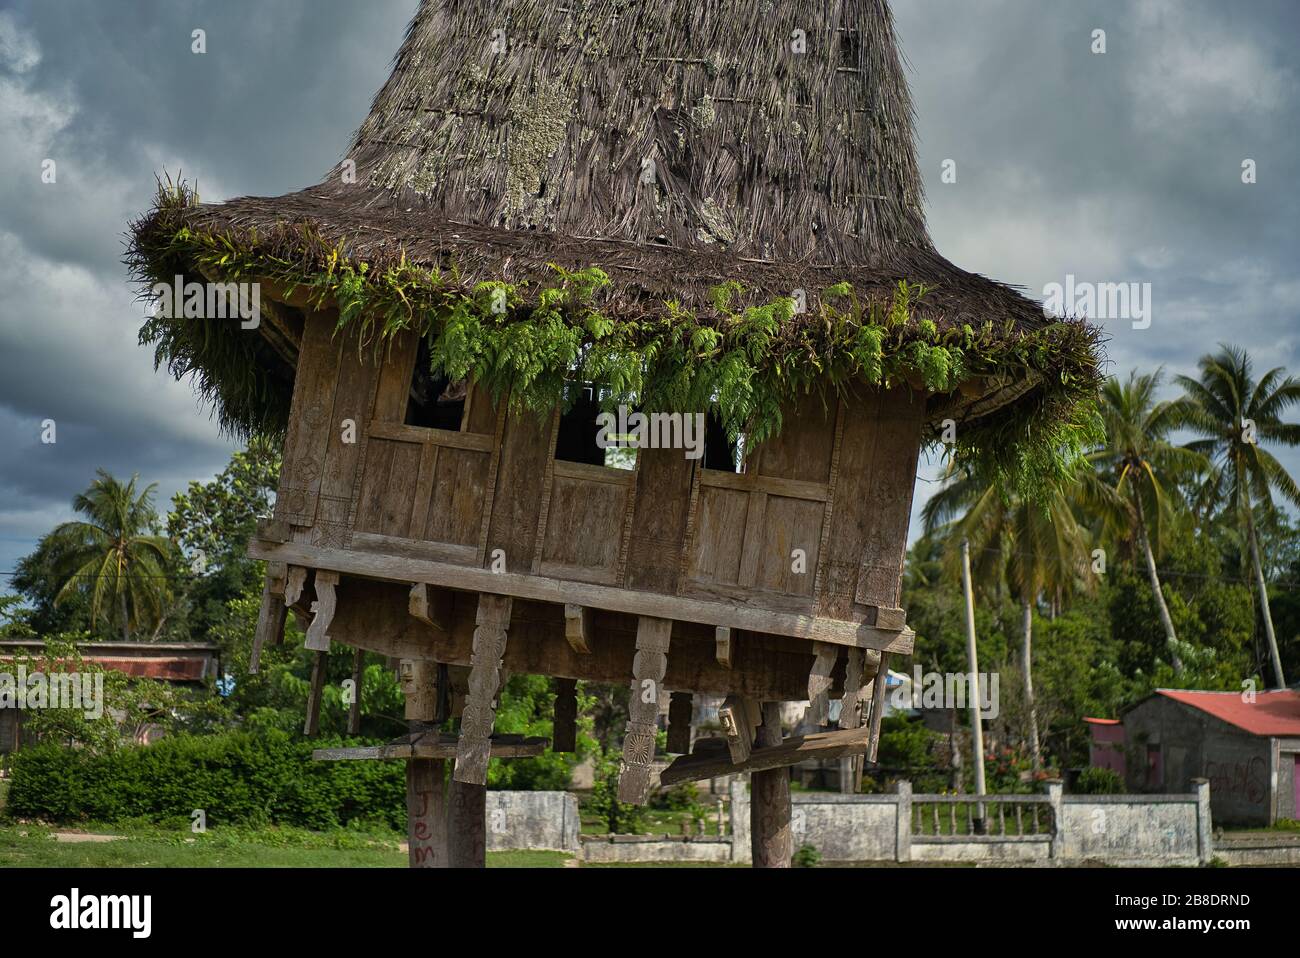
[
  {"x1": 49, "y1": 470, "x2": 173, "y2": 641},
  {"x1": 923, "y1": 465, "x2": 1094, "y2": 771},
  {"x1": 1089, "y1": 371, "x2": 1206, "y2": 674},
  {"x1": 1177, "y1": 346, "x2": 1300, "y2": 688}
]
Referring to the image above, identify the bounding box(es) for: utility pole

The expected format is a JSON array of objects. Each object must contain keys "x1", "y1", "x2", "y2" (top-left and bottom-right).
[{"x1": 960, "y1": 539, "x2": 988, "y2": 833}]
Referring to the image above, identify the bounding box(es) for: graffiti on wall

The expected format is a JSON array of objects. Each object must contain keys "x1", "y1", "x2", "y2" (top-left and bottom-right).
[{"x1": 1204, "y1": 756, "x2": 1267, "y2": 805}]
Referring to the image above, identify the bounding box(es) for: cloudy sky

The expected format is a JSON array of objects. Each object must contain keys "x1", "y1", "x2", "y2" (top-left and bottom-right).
[{"x1": 1, "y1": 0, "x2": 1298, "y2": 594}]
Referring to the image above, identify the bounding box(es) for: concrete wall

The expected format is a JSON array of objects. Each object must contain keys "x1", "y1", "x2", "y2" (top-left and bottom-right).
[
  {"x1": 790, "y1": 793, "x2": 900, "y2": 862},
  {"x1": 484, "y1": 790, "x2": 580, "y2": 853},
  {"x1": 1060, "y1": 794, "x2": 1205, "y2": 866}
]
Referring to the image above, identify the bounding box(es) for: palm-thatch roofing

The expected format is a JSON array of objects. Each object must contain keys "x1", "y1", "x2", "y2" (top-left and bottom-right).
[{"x1": 127, "y1": 0, "x2": 1104, "y2": 489}]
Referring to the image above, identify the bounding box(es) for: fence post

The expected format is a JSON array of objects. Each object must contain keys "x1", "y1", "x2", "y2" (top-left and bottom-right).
[
  {"x1": 895, "y1": 780, "x2": 912, "y2": 863},
  {"x1": 729, "y1": 778, "x2": 752, "y2": 864},
  {"x1": 1045, "y1": 779, "x2": 1064, "y2": 861},
  {"x1": 1192, "y1": 778, "x2": 1212, "y2": 864}
]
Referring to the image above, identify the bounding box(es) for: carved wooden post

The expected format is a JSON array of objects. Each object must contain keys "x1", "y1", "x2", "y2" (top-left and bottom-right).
[
  {"x1": 618, "y1": 616, "x2": 671, "y2": 804},
  {"x1": 447, "y1": 778, "x2": 487, "y2": 868},
  {"x1": 751, "y1": 702, "x2": 792, "y2": 868},
  {"x1": 454, "y1": 594, "x2": 512, "y2": 785}
]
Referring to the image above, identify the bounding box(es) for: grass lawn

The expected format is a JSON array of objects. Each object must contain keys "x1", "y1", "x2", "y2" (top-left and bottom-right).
[{"x1": 0, "y1": 825, "x2": 571, "y2": 868}]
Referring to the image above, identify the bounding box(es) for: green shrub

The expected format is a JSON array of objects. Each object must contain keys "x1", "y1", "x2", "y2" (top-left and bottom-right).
[
  {"x1": 1075, "y1": 766, "x2": 1125, "y2": 795},
  {"x1": 793, "y1": 844, "x2": 822, "y2": 868},
  {"x1": 6, "y1": 729, "x2": 404, "y2": 830}
]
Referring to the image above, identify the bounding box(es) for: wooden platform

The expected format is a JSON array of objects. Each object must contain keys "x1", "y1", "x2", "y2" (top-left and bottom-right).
[
  {"x1": 313, "y1": 733, "x2": 548, "y2": 762},
  {"x1": 659, "y1": 725, "x2": 874, "y2": 787}
]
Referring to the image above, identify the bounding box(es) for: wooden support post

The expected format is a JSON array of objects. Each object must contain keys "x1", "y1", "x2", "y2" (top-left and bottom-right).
[
  {"x1": 564, "y1": 603, "x2": 592, "y2": 654},
  {"x1": 806, "y1": 642, "x2": 837, "y2": 727},
  {"x1": 751, "y1": 702, "x2": 792, "y2": 868},
  {"x1": 553, "y1": 677, "x2": 577, "y2": 753},
  {"x1": 283, "y1": 565, "x2": 308, "y2": 609},
  {"x1": 839, "y1": 647, "x2": 866, "y2": 792},
  {"x1": 304, "y1": 650, "x2": 327, "y2": 736},
  {"x1": 719, "y1": 695, "x2": 760, "y2": 764},
  {"x1": 617, "y1": 616, "x2": 671, "y2": 805},
  {"x1": 347, "y1": 647, "x2": 364, "y2": 735},
  {"x1": 667, "y1": 691, "x2": 693, "y2": 754},
  {"x1": 304, "y1": 570, "x2": 338, "y2": 652},
  {"x1": 447, "y1": 778, "x2": 487, "y2": 868},
  {"x1": 250, "y1": 581, "x2": 286, "y2": 674},
  {"x1": 715, "y1": 625, "x2": 732, "y2": 669},
  {"x1": 866, "y1": 652, "x2": 889, "y2": 764},
  {"x1": 407, "y1": 758, "x2": 448, "y2": 867},
  {"x1": 454, "y1": 594, "x2": 512, "y2": 785}
]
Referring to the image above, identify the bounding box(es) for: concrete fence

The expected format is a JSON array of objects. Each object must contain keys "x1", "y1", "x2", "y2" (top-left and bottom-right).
[{"x1": 483, "y1": 779, "x2": 1213, "y2": 865}]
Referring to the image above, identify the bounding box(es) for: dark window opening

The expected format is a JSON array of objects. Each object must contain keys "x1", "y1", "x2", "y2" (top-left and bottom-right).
[
  {"x1": 555, "y1": 382, "x2": 606, "y2": 466},
  {"x1": 405, "y1": 338, "x2": 466, "y2": 430},
  {"x1": 703, "y1": 410, "x2": 741, "y2": 472},
  {"x1": 839, "y1": 29, "x2": 862, "y2": 70}
]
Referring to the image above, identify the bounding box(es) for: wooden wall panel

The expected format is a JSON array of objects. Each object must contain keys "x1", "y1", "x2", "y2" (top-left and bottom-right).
[
  {"x1": 422, "y1": 447, "x2": 489, "y2": 546},
  {"x1": 539, "y1": 475, "x2": 626, "y2": 578},
  {"x1": 754, "y1": 495, "x2": 824, "y2": 596},
  {"x1": 276, "y1": 310, "x2": 344, "y2": 527},
  {"x1": 757, "y1": 391, "x2": 836, "y2": 484},
  {"x1": 484, "y1": 410, "x2": 556, "y2": 574},
  {"x1": 313, "y1": 331, "x2": 382, "y2": 549},
  {"x1": 622, "y1": 448, "x2": 696, "y2": 593},
  {"x1": 687, "y1": 486, "x2": 751, "y2": 586},
  {"x1": 854, "y1": 390, "x2": 924, "y2": 609}
]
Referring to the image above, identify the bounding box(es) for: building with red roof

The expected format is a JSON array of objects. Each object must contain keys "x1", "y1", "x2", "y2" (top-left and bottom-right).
[{"x1": 1087, "y1": 689, "x2": 1300, "y2": 826}]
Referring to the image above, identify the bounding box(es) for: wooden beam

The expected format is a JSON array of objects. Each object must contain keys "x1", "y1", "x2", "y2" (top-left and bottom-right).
[
  {"x1": 303, "y1": 570, "x2": 338, "y2": 652},
  {"x1": 553, "y1": 678, "x2": 577, "y2": 753},
  {"x1": 667, "y1": 691, "x2": 693, "y2": 754},
  {"x1": 659, "y1": 725, "x2": 874, "y2": 787},
  {"x1": 718, "y1": 695, "x2": 760, "y2": 764},
  {"x1": 874, "y1": 606, "x2": 907, "y2": 631},
  {"x1": 751, "y1": 702, "x2": 792, "y2": 868},
  {"x1": 564, "y1": 603, "x2": 593, "y2": 654},
  {"x1": 617, "y1": 616, "x2": 671, "y2": 805},
  {"x1": 715, "y1": 625, "x2": 733, "y2": 669},
  {"x1": 806, "y1": 642, "x2": 838, "y2": 726},
  {"x1": 248, "y1": 539, "x2": 916, "y2": 654},
  {"x1": 453, "y1": 594, "x2": 512, "y2": 785},
  {"x1": 304, "y1": 650, "x2": 327, "y2": 736}
]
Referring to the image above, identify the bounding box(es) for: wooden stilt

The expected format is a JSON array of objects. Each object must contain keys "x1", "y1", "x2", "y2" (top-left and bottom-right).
[
  {"x1": 407, "y1": 758, "x2": 448, "y2": 867},
  {"x1": 447, "y1": 778, "x2": 486, "y2": 868},
  {"x1": 553, "y1": 677, "x2": 577, "y2": 752},
  {"x1": 454, "y1": 594, "x2": 512, "y2": 785},
  {"x1": 751, "y1": 702, "x2": 792, "y2": 868},
  {"x1": 617, "y1": 615, "x2": 671, "y2": 805},
  {"x1": 251, "y1": 565, "x2": 288, "y2": 674},
  {"x1": 719, "y1": 695, "x2": 760, "y2": 764},
  {"x1": 667, "y1": 691, "x2": 693, "y2": 754},
  {"x1": 866, "y1": 652, "x2": 889, "y2": 763},
  {"x1": 304, "y1": 650, "x2": 327, "y2": 736}
]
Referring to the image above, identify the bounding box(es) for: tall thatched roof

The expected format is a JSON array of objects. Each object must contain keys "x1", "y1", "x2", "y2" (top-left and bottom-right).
[{"x1": 127, "y1": 0, "x2": 1104, "y2": 488}]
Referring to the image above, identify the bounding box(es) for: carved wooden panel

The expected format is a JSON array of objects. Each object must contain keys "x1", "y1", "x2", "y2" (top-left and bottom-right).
[{"x1": 537, "y1": 465, "x2": 633, "y2": 584}]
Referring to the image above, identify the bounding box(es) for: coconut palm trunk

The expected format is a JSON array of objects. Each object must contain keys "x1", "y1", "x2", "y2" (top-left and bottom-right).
[
  {"x1": 1132, "y1": 492, "x2": 1182, "y2": 673},
  {"x1": 1246, "y1": 511, "x2": 1287, "y2": 688},
  {"x1": 1021, "y1": 600, "x2": 1042, "y2": 771}
]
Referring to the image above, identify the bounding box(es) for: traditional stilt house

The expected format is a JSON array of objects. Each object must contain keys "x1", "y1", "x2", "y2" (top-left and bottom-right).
[{"x1": 128, "y1": 0, "x2": 1101, "y2": 866}]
